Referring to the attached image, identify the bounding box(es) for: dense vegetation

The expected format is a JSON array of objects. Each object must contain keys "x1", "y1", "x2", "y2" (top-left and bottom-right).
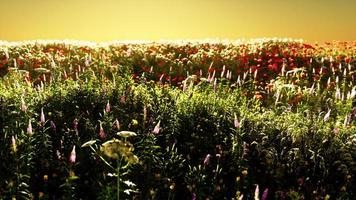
[{"x1": 0, "y1": 39, "x2": 355, "y2": 199}]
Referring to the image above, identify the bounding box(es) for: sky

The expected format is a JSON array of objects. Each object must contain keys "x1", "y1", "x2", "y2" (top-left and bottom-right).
[{"x1": 0, "y1": 0, "x2": 355, "y2": 42}]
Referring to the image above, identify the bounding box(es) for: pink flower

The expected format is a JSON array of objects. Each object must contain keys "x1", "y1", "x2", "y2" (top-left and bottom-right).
[
  {"x1": 254, "y1": 184, "x2": 260, "y2": 200},
  {"x1": 27, "y1": 120, "x2": 33, "y2": 135},
  {"x1": 73, "y1": 119, "x2": 78, "y2": 133},
  {"x1": 262, "y1": 188, "x2": 269, "y2": 200},
  {"x1": 105, "y1": 101, "x2": 111, "y2": 113},
  {"x1": 21, "y1": 97, "x2": 27, "y2": 112},
  {"x1": 69, "y1": 146, "x2": 76, "y2": 164},
  {"x1": 234, "y1": 113, "x2": 240, "y2": 128},
  {"x1": 203, "y1": 154, "x2": 212, "y2": 166},
  {"x1": 99, "y1": 123, "x2": 106, "y2": 139},
  {"x1": 153, "y1": 121, "x2": 161, "y2": 134},
  {"x1": 191, "y1": 193, "x2": 196, "y2": 200},
  {"x1": 40, "y1": 108, "x2": 45, "y2": 124}
]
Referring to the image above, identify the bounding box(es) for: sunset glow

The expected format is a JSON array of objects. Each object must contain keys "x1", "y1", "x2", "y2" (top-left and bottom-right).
[{"x1": 0, "y1": 0, "x2": 355, "y2": 42}]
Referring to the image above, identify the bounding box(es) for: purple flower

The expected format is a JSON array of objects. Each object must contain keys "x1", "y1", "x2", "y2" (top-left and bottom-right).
[
  {"x1": 73, "y1": 119, "x2": 78, "y2": 133},
  {"x1": 261, "y1": 188, "x2": 269, "y2": 200},
  {"x1": 191, "y1": 193, "x2": 196, "y2": 200},
  {"x1": 203, "y1": 154, "x2": 212, "y2": 166},
  {"x1": 153, "y1": 121, "x2": 161, "y2": 134}
]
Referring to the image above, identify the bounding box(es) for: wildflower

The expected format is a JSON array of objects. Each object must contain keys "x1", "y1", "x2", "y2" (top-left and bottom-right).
[
  {"x1": 254, "y1": 184, "x2": 259, "y2": 200},
  {"x1": 213, "y1": 78, "x2": 217, "y2": 92},
  {"x1": 143, "y1": 105, "x2": 147, "y2": 122},
  {"x1": 153, "y1": 120, "x2": 161, "y2": 134},
  {"x1": 69, "y1": 146, "x2": 76, "y2": 164},
  {"x1": 105, "y1": 100, "x2": 110, "y2": 113},
  {"x1": 261, "y1": 188, "x2": 269, "y2": 200},
  {"x1": 203, "y1": 154, "x2": 212, "y2": 166},
  {"x1": 324, "y1": 109, "x2": 331, "y2": 122},
  {"x1": 221, "y1": 65, "x2": 226, "y2": 78},
  {"x1": 99, "y1": 123, "x2": 106, "y2": 139},
  {"x1": 191, "y1": 193, "x2": 196, "y2": 200},
  {"x1": 56, "y1": 150, "x2": 62, "y2": 160},
  {"x1": 50, "y1": 120, "x2": 56, "y2": 134},
  {"x1": 73, "y1": 118, "x2": 78, "y2": 133},
  {"x1": 234, "y1": 113, "x2": 240, "y2": 128},
  {"x1": 27, "y1": 120, "x2": 33, "y2": 135},
  {"x1": 20, "y1": 97, "x2": 27, "y2": 112},
  {"x1": 335, "y1": 88, "x2": 341, "y2": 100},
  {"x1": 113, "y1": 118, "x2": 120, "y2": 130},
  {"x1": 11, "y1": 136, "x2": 17, "y2": 153},
  {"x1": 40, "y1": 108, "x2": 45, "y2": 124}
]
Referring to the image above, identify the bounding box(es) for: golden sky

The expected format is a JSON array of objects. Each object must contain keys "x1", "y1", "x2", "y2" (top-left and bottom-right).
[{"x1": 0, "y1": 0, "x2": 355, "y2": 42}]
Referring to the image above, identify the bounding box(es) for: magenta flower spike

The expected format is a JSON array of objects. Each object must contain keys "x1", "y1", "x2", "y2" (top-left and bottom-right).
[
  {"x1": 203, "y1": 154, "x2": 212, "y2": 166},
  {"x1": 69, "y1": 146, "x2": 76, "y2": 164},
  {"x1": 99, "y1": 123, "x2": 106, "y2": 139},
  {"x1": 105, "y1": 100, "x2": 110, "y2": 113},
  {"x1": 261, "y1": 188, "x2": 269, "y2": 200}
]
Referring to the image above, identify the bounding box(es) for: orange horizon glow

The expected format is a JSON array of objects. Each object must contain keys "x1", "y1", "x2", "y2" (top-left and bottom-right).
[{"x1": 0, "y1": 0, "x2": 355, "y2": 43}]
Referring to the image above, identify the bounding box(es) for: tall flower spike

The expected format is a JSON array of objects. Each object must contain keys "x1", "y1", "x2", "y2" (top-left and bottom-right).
[
  {"x1": 40, "y1": 108, "x2": 45, "y2": 124},
  {"x1": 213, "y1": 78, "x2": 217, "y2": 92},
  {"x1": 254, "y1": 184, "x2": 260, "y2": 200},
  {"x1": 234, "y1": 113, "x2": 240, "y2": 128},
  {"x1": 153, "y1": 120, "x2": 161, "y2": 134},
  {"x1": 113, "y1": 118, "x2": 121, "y2": 130},
  {"x1": 99, "y1": 123, "x2": 106, "y2": 139},
  {"x1": 203, "y1": 154, "x2": 212, "y2": 166},
  {"x1": 261, "y1": 188, "x2": 269, "y2": 200},
  {"x1": 21, "y1": 97, "x2": 27, "y2": 112},
  {"x1": 27, "y1": 120, "x2": 33, "y2": 135},
  {"x1": 324, "y1": 109, "x2": 331, "y2": 122},
  {"x1": 105, "y1": 100, "x2": 110, "y2": 113},
  {"x1": 50, "y1": 120, "x2": 57, "y2": 134},
  {"x1": 69, "y1": 146, "x2": 76, "y2": 164},
  {"x1": 11, "y1": 136, "x2": 17, "y2": 153}
]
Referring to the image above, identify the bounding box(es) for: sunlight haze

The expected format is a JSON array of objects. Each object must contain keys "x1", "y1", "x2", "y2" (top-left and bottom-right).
[{"x1": 0, "y1": 0, "x2": 355, "y2": 42}]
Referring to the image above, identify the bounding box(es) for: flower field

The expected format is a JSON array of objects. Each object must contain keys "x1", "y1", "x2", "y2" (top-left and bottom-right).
[{"x1": 0, "y1": 39, "x2": 356, "y2": 199}]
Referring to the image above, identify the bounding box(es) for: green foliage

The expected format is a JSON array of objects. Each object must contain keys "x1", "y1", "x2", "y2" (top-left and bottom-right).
[{"x1": 0, "y1": 41, "x2": 355, "y2": 199}]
